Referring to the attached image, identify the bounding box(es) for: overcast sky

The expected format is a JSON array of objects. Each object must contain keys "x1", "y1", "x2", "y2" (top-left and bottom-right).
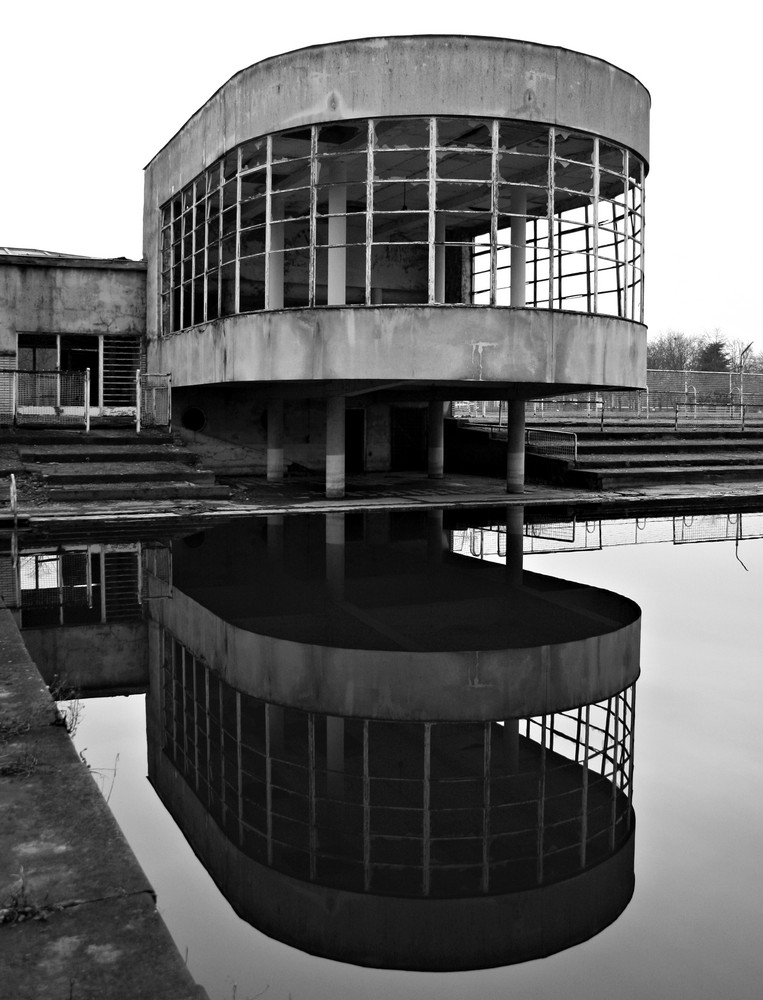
[{"x1": 4, "y1": 1, "x2": 757, "y2": 349}]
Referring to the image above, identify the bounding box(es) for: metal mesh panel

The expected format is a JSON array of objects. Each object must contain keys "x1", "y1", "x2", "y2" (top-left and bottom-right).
[
  {"x1": 139, "y1": 373, "x2": 171, "y2": 428},
  {"x1": 15, "y1": 371, "x2": 88, "y2": 426}
]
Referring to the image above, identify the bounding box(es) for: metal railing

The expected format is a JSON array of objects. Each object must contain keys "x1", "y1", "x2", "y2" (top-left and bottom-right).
[
  {"x1": 137, "y1": 371, "x2": 172, "y2": 433},
  {"x1": 525, "y1": 427, "x2": 578, "y2": 462}
]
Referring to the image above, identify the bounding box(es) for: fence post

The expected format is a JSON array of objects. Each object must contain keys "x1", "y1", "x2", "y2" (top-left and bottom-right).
[
  {"x1": 742, "y1": 403, "x2": 746, "y2": 432},
  {"x1": 135, "y1": 369, "x2": 142, "y2": 434},
  {"x1": 599, "y1": 400, "x2": 605, "y2": 432},
  {"x1": 674, "y1": 404, "x2": 679, "y2": 432},
  {"x1": 84, "y1": 368, "x2": 91, "y2": 433}
]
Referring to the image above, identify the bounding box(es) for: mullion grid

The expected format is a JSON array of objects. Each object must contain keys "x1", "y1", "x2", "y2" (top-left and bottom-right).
[{"x1": 159, "y1": 117, "x2": 644, "y2": 332}]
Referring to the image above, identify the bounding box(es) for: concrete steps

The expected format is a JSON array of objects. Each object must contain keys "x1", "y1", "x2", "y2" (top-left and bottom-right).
[
  {"x1": 536, "y1": 425, "x2": 763, "y2": 488},
  {"x1": 15, "y1": 428, "x2": 230, "y2": 502}
]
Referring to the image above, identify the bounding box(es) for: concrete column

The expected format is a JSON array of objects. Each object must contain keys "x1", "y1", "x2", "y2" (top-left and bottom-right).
[
  {"x1": 326, "y1": 715, "x2": 345, "y2": 799},
  {"x1": 268, "y1": 203, "x2": 284, "y2": 309},
  {"x1": 435, "y1": 216, "x2": 446, "y2": 303},
  {"x1": 506, "y1": 399, "x2": 525, "y2": 494},
  {"x1": 266, "y1": 398, "x2": 284, "y2": 482},
  {"x1": 427, "y1": 508, "x2": 445, "y2": 564},
  {"x1": 510, "y1": 188, "x2": 527, "y2": 308},
  {"x1": 266, "y1": 514, "x2": 284, "y2": 563},
  {"x1": 268, "y1": 704, "x2": 284, "y2": 756},
  {"x1": 328, "y1": 166, "x2": 347, "y2": 306},
  {"x1": 325, "y1": 512, "x2": 345, "y2": 601},
  {"x1": 427, "y1": 399, "x2": 445, "y2": 479},
  {"x1": 505, "y1": 504, "x2": 524, "y2": 587},
  {"x1": 503, "y1": 719, "x2": 520, "y2": 774},
  {"x1": 326, "y1": 396, "x2": 346, "y2": 498}
]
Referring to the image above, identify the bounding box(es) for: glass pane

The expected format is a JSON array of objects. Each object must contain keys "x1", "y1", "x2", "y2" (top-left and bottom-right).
[
  {"x1": 271, "y1": 158, "x2": 311, "y2": 191},
  {"x1": 498, "y1": 121, "x2": 549, "y2": 154},
  {"x1": 240, "y1": 227, "x2": 266, "y2": 258},
  {"x1": 316, "y1": 151, "x2": 367, "y2": 184},
  {"x1": 370, "y1": 245, "x2": 428, "y2": 304},
  {"x1": 554, "y1": 132, "x2": 594, "y2": 165},
  {"x1": 241, "y1": 138, "x2": 266, "y2": 172},
  {"x1": 373, "y1": 212, "x2": 428, "y2": 243},
  {"x1": 374, "y1": 149, "x2": 428, "y2": 180},
  {"x1": 374, "y1": 118, "x2": 430, "y2": 149},
  {"x1": 240, "y1": 197, "x2": 266, "y2": 230},
  {"x1": 600, "y1": 142, "x2": 624, "y2": 175},
  {"x1": 283, "y1": 248, "x2": 310, "y2": 307},
  {"x1": 436, "y1": 181, "x2": 490, "y2": 212},
  {"x1": 241, "y1": 174, "x2": 266, "y2": 202},
  {"x1": 316, "y1": 182, "x2": 367, "y2": 215},
  {"x1": 436, "y1": 150, "x2": 491, "y2": 181},
  {"x1": 373, "y1": 181, "x2": 428, "y2": 212},
  {"x1": 272, "y1": 127, "x2": 312, "y2": 161},
  {"x1": 240, "y1": 255, "x2": 265, "y2": 311},
  {"x1": 317, "y1": 121, "x2": 367, "y2": 153},
  {"x1": 437, "y1": 119, "x2": 492, "y2": 149},
  {"x1": 272, "y1": 188, "x2": 311, "y2": 220}
]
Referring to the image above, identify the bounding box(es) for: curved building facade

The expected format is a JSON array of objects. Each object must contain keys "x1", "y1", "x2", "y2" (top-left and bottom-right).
[{"x1": 144, "y1": 37, "x2": 650, "y2": 494}]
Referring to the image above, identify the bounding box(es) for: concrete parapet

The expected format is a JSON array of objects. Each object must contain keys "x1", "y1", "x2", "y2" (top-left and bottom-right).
[{"x1": 0, "y1": 603, "x2": 206, "y2": 1000}]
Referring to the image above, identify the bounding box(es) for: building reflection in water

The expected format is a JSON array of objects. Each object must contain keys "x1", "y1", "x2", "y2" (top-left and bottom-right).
[{"x1": 145, "y1": 508, "x2": 640, "y2": 970}]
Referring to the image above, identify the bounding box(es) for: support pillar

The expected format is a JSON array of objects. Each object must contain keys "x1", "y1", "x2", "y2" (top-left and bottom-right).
[
  {"x1": 506, "y1": 399, "x2": 525, "y2": 495},
  {"x1": 435, "y1": 216, "x2": 446, "y2": 303},
  {"x1": 328, "y1": 166, "x2": 347, "y2": 306},
  {"x1": 326, "y1": 715, "x2": 345, "y2": 800},
  {"x1": 326, "y1": 396, "x2": 346, "y2": 499},
  {"x1": 505, "y1": 504, "x2": 524, "y2": 587},
  {"x1": 503, "y1": 719, "x2": 519, "y2": 774},
  {"x1": 510, "y1": 189, "x2": 527, "y2": 308},
  {"x1": 427, "y1": 400, "x2": 445, "y2": 479},
  {"x1": 266, "y1": 398, "x2": 284, "y2": 482},
  {"x1": 268, "y1": 204, "x2": 284, "y2": 309},
  {"x1": 325, "y1": 512, "x2": 345, "y2": 602}
]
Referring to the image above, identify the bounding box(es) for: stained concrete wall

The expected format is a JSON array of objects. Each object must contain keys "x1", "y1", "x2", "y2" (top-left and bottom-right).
[
  {"x1": 0, "y1": 255, "x2": 146, "y2": 357},
  {"x1": 156, "y1": 306, "x2": 646, "y2": 394},
  {"x1": 151, "y1": 586, "x2": 640, "y2": 721},
  {"x1": 21, "y1": 621, "x2": 148, "y2": 697}
]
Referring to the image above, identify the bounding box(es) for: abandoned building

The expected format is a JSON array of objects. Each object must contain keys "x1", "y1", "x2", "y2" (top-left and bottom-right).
[{"x1": 1, "y1": 36, "x2": 649, "y2": 496}]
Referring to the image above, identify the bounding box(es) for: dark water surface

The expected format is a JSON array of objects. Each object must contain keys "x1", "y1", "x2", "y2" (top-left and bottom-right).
[{"x1": 61, "y1": 509, "x2": 763, "y2": 1000}]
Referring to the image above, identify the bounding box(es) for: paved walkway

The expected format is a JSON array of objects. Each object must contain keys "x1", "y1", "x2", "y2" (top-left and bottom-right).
[{"x1": 6, "y1": 471, "x2": 763, "y2": 528}]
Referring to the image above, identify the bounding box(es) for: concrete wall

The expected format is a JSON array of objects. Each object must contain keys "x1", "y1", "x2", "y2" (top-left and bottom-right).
[
  {"x1": 0, "y1": 255, "x2": 146, "y2": 357},
  {"x1": 151, "y1": 585, "x2": 640, "y2": 721},
  {"x1": 21, "y1": 621, "x2": 148, "y2": 697},
  {"x1": 154, "y1": 307, "x2": 646, "y2": 394}
]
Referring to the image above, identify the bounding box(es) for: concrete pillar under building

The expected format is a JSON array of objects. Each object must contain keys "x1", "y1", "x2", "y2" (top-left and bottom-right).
[
  {"x1": 268, "y1": 205, "x2": 284, "y2": 309},
  {"x1": 503, "y1": 719, "x2": 520, "y2": 774},
  {"x1": 427, "y1": 508, "x2": 445, "y2": 564},
  {"x1": 266, "y1": 398, "x2": 284, "y2": 482},
  {"x1": 326, "y1": 715, "x2": 345, "y2": 799},
  {"x1": 435, "y1": 216, "x2": 446, "y2": 303},
  {"x1": 266, "y1": 514, "x2": 284, "y2": 563},
  {"x1": 328, "y1": 167, "x2": 347, "y2": 306},
  {"x1": 428, "y1": 400, "x2": 445, "y2": 479},
  {"x1": 505, "y1": 504, "x2": 524, "y2": 587},
  {"x1": 326, "y1": 396, "x2": 346, "y2": 498},
  {"x1": 325, "y1": 512, "x2": 345, "y2": 601},
  {"x1": 506, "y1": 399, "x2": 525, "y2": 495},
  {"x1": 510, "y1": 189, "x2": 527, "y2": 308}
]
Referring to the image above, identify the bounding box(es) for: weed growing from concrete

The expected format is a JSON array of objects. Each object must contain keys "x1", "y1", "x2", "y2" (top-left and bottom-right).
[
  {"x1": 0, "y1": 868, "x2": 49, "y2": 925},
  {"x1": 48, "y1": 677, "x2": 83, "y2": 736}
]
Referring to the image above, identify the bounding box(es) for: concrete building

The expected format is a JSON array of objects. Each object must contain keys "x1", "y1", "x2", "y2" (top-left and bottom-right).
[
  {"x1": 0, "y1": 249, "x2": 147, "y2": 426},
  {"x1": 144, "y1": 35, "x2": 649, "y2": 496}
]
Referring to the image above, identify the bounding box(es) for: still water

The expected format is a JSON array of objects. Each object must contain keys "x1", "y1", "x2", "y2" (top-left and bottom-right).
[{"x1": 37, "y1": 508, "x2": 763, "y2": 999}]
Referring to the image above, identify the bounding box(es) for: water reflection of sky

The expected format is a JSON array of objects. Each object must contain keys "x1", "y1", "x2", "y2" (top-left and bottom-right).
[{"x1": 70, "y1": 524, "x2": 763, "y2": 1000}]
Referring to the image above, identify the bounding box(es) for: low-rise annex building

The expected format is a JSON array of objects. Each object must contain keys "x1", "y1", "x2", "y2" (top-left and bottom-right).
[{"x1": 144, "y1": 35, "x2": 649, "y2": 497}]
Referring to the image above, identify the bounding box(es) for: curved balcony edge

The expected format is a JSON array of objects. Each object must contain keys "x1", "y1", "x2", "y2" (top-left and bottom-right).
[
  {"x1": 151, "y1": 592, "x2": 641, "y2": 721},
  {"x1": 152, "y1": 306, "x2": 647, "y2": 395}
]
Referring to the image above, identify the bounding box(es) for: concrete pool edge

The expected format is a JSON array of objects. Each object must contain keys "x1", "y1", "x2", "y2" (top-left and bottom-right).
[{"x1": 0, "y1": 601, "x2": 208, "y2": 1000}]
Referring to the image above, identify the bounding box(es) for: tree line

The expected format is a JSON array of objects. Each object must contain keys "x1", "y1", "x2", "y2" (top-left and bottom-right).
[{"x1": 647, "y1": 331, "x2": 763, "y2": 373}]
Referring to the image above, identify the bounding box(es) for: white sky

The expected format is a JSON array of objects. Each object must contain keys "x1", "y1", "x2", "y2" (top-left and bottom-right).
[{"x1": 4, "y1": 1, "x2": 758, "y2": 349}]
